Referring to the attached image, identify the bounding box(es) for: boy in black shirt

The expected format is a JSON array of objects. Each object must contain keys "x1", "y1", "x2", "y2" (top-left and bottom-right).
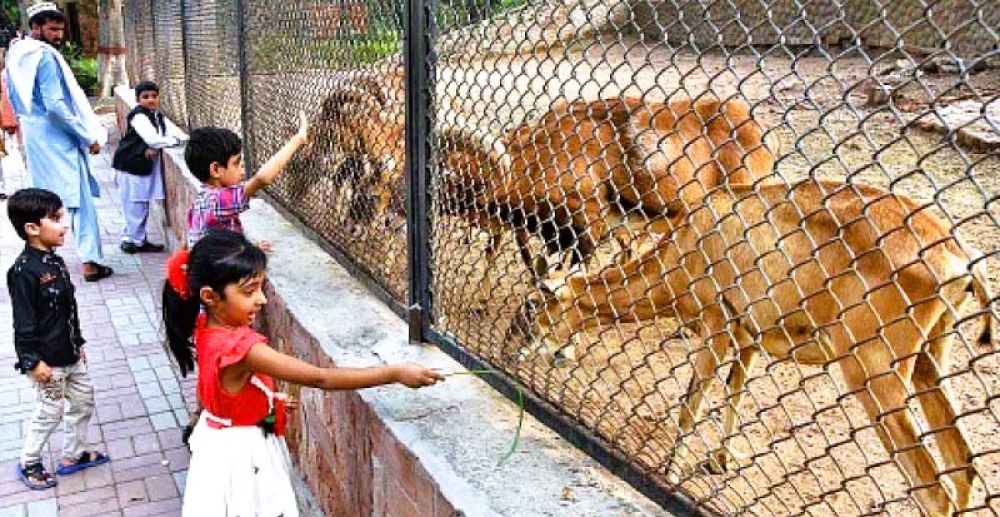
[{"x1": 6, "y1": 188, "x2": 108, "y2": 490}]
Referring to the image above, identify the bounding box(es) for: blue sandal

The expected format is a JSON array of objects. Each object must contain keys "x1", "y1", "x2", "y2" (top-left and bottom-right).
[
  {"x1": 56, "y1": 451, "x2": 110, "y2": 476},
  {"x1": 17, "y1": 462, "x2": 57, "y2": 490}
]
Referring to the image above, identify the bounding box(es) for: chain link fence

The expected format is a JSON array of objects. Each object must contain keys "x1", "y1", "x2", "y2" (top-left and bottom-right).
[
  {"x1": 124, "y1": 0, "x2": 1000, "y2": 513},
  {"x1": 181, "y1": 0, "x2": 243, "y2": 131}
]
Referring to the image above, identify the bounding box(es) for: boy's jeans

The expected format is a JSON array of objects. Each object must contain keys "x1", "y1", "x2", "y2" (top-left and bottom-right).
[{"x1": 20, "y1": 361, "x2": 95, "y2": 466}]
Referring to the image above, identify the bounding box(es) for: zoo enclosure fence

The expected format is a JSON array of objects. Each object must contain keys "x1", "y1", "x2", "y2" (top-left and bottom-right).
[{"x1": 123, "y1": 0, "x2": 1000, "y2": 514}]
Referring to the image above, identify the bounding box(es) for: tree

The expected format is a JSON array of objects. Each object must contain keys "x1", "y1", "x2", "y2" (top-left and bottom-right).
[
  {"x1": 16, "y1": 0, "x2": 26, "y2": 31},
  {"x1": 97, "y1": 0, "x2": 126, "y2": 97}
]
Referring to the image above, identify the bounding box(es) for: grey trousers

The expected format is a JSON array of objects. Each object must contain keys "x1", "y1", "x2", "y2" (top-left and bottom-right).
[{"x1": 20, "y1": 361, "x2": 95, "y2": 466}]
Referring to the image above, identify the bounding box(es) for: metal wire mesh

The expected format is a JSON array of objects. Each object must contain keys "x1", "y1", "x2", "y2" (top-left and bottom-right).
[
  {"x1": 123, "y1": 0, "x2": 155, "y2": 86},
  {"x1": 182, "y1": 0, "x2": 242, "y2": 131},
  {"x1": 123, "y1": 0, "x2": 1000, "y2": 513},
  {"x1": 152, "y1": 0, "x2": 188, "y2": 126},
  {"x1": 241, "y1": 0, "x2": 409, "y2": 303},
  {"x1": 427, "y1": 0, "x2": 1000, "y2": 514}
]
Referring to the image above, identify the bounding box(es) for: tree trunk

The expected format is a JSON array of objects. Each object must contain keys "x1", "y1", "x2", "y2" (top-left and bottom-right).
[
  {"x1": 17, "y1": 0, "x2": 28, "y2": 32},
  {"x1": 97, "y1": 0, "x2": 127, "y2": 97}
]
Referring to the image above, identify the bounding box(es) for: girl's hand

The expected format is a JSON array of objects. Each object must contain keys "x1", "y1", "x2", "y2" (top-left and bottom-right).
[
  {"x1": 256, "y1": 240, "x2": 274, "y2": 252},
  {"x1": 296, "y1": 110, "x2": 310, "y2": 146},
  {"x1": 276, "y1": 392, "x2": 299, "y2": 411},
  {"x1": 392, "y1": 364, "x2": 445, "y2": 388}
]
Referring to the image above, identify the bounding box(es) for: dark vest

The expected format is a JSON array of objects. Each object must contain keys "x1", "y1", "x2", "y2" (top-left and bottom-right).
[{"x1": 111, "y1": 106, "x2": 167, "y2": 176}]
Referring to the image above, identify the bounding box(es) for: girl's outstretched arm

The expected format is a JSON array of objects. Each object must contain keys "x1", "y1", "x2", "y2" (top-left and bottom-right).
[
  {"x1": 240, "y1": 342, "x2": 443, "y2": 390},
  {"x1": 245, "y1": 111, "x2": 310, "y2": 198}
]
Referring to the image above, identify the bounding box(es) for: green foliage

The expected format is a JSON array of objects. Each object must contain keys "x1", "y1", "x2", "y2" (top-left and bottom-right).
[
  {"x1": 248, "y1": 0, "x2": 527, "y2": 71},
  {"x1": 60, "y1": 43, "x2": 98, "y2": 96},
  {"x1": 3, "y1": 0, "x2": 19, "y2": 29}
]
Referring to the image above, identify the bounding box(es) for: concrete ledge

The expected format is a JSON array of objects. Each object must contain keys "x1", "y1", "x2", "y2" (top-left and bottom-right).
[{"x1": 114, "y1": 86, "x2": 664, "y2": 516}]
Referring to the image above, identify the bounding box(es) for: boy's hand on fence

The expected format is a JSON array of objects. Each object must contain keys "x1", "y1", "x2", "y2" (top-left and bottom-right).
[
  {"x1": 392, "y1": 363, "x2": 445, "y2": 388},
  {"x1": 144, "y1": 148, "x2": 159, "y2": 160},
  {"x1": 296, "y1": 110, "x2": 310, "y2": 146},
  {"x1": 29, "y1": 361, "x2": 52, "y2": 383}
]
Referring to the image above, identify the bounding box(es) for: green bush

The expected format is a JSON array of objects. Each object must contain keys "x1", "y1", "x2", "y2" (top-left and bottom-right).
[{"x1": 60, "y1": 43, "x2": 99, "y2": 96}]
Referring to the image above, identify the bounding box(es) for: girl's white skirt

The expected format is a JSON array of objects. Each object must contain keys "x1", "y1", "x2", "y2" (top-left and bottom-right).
[{"x1": 182, "y1": 412, "x2": 299, "y2": 517}]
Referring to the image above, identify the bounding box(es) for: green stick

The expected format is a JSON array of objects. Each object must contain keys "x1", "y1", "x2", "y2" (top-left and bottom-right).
[{"x1": 442, "y1": 368, "x2": 525, "y2": 466}]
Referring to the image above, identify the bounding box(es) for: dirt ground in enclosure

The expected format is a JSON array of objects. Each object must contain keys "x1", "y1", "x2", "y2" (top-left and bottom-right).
[{"x1": 270, "y1": 34, "x2": 1000, "y2": 515}]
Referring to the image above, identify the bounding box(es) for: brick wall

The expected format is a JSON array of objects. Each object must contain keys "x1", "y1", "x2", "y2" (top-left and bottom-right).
[{"x1": 114, "y1": 88, "x2": 460, "y2": 516}]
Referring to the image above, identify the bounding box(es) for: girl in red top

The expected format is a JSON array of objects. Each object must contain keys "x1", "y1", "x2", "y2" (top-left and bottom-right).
[{"x1": 162, "y1": 230, "x2": 443, "y2": 516}]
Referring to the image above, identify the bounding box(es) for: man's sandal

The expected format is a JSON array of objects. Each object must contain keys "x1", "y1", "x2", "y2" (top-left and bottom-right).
[
  {"x1": 17, "y1": 462, "x2": 57, "y2": 490},
  {"x1": 55, "y1": 451, "x2": 110, "y2": 476}
]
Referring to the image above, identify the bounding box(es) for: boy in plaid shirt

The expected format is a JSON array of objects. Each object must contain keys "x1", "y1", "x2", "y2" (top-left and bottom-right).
[{"x1": 184, "y1": 112, "x2": 309, "y2": 248}]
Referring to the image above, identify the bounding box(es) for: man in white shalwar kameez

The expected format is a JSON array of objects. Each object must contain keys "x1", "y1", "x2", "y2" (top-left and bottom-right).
[{"x1": 4, "y1": 3, "x2": 112, "y2": 281}]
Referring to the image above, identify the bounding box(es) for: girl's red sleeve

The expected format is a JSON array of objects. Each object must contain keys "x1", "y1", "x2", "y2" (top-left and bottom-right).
[{"x1": 218, "y1": 327, "x2": 269, "y2": 370}]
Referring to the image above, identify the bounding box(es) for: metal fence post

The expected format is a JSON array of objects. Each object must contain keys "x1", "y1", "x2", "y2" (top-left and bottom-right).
[
  {"x1": 235, "y1": 0, "x2": 253, "y2": 176},
  {"x1": 404, "y1": 0, "x2": 434, "y2": 343},
  {"x1": 178, "y1": 0, "x2": 190, "y2": 129}
]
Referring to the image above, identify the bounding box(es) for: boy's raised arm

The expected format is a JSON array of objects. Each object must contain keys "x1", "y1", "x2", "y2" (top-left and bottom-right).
[{"x1": 245, "y1": 111, "x2": 310, "y2": 198}]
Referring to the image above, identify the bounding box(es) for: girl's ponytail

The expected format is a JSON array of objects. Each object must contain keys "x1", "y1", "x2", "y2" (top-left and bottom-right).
[
  {"x1": 163, "y1": 249, "x2": 198, "y2": 376},
  {"x1": 161, "y1": 231, "x2": 268, "y2": 377}
]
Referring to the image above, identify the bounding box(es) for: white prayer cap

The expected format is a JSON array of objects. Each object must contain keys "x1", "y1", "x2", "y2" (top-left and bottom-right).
[{"x1": 26, "y1": 2, "x2": 61, "y2": 19}]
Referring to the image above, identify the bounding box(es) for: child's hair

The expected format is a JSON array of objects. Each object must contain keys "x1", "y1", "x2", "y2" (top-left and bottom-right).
[
  {"x1": 6, "y1": 188, "x2": 63, "y2": 241},
  {"x1": 163, "y1": 230, "x2": 267, "y2": 375},
  {"x1": 184, "y1": 127, "x2": 242, "y2": 183},
  {"x1": 135, "y1": 80, "x2": 159, "y2": 99}
]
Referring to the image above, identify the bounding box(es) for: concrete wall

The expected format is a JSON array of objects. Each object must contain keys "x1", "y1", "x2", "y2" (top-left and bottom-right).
[{"x1": 113, "y1": 87, "x2": 668, "y2": 517}]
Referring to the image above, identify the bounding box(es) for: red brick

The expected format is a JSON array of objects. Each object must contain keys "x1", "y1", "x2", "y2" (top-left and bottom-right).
[
  {"x1": 435, "y1": 496, "x2": 456, "y2": 517},
  {"x1": 384, "y1": 477, "x2": 421, "y2": 517},
  {"x1": 377, "y1": 429, "x2": 419, "y2": 502},
  {"x1": 414, "y1": 474, "x2": 438, "y2": 516}
]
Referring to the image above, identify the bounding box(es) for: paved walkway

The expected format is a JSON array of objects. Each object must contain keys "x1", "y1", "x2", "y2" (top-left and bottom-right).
[{"x1": 0, "y1": 131, "x2": 196, "y2": 516}]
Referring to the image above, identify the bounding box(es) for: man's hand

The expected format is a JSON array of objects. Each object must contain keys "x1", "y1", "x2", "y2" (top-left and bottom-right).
[
  {"x1": 29, "y1": 361, "x2": 52, "y2": 383},
  {"x1": 88, "y1": 142, "x2": 100, "y2": 155}
]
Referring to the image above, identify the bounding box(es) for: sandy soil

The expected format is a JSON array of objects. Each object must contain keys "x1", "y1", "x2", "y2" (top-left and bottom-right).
[{"x1": 244, "y1": 33, "x2": 1000, "y2": 515}]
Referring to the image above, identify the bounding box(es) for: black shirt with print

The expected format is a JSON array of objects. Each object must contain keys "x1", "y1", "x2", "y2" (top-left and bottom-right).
[{"x1": 6, "y1": 246, "x2": 85, "y2": 373}]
